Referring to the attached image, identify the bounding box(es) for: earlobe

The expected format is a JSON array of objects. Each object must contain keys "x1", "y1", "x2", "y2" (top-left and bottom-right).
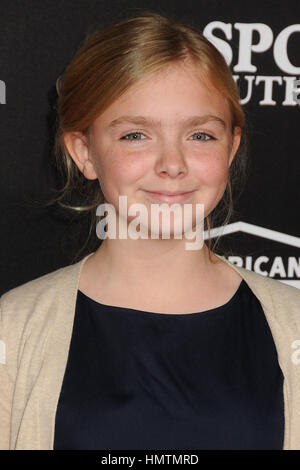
[{"x1": 63, "y1": 132, "x2": 98, "y2": 180}]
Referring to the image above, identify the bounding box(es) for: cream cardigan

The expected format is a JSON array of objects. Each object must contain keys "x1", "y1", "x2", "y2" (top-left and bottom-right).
[{"x1": 0, "y1": 251, "x2": 300, "y2": 450}]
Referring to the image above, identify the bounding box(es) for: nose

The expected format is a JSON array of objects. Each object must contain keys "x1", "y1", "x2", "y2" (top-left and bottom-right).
[{"x1": 154, "y1": 141, "x2": 188, "y2": 178}]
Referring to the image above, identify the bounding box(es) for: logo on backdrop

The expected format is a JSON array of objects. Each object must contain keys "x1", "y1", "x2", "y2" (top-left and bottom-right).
[
  {"x1": 203, "y1": 22, "x2": 300, "y2": 106},
  {"x1": 206, "y1": 221, "x2": 300, "y2": 289},
  {"x1": 293, "y1": 79, "x2": 300, "y2": 104},
  {"x1": 0, "y1": 80, "x2": 6, "y2": 104}
]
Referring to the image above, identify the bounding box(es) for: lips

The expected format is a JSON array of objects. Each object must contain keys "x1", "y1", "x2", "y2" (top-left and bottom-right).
[
  {"x1": 142, "y1": 189, "x2": 196, "y2": 203},
  {"x1": 147, "y1": 190, "x2": 193, "y2": 195}
]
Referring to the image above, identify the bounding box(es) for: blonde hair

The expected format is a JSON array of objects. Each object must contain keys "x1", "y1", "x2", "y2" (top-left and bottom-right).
[{"x1": 48, "y1": 10, "x2": 247, "y2": 263}]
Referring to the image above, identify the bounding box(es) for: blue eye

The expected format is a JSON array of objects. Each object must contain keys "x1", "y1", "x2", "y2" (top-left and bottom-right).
[
  {"x1": 120, "y1": 132, "x2": 145, "y2": 141},
  {"x1": 120, "y1": 131, "x2": 215, "y2": 142},
  {"x1": 191, "y1": 132, "x2": 214, "y2": 141}
]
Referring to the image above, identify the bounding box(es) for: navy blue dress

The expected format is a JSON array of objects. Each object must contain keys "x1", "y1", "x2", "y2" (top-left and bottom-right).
[{"x1": 53, "y1": 279, "x2": 284, "y2": 450}]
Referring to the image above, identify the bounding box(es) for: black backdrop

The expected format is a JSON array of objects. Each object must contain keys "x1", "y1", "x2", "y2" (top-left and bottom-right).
[{"x1": 1, "y1": 0, "x2": 300, "y2": 296}]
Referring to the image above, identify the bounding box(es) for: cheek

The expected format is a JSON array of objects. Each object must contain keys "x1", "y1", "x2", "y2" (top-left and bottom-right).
[
  {"x1": 194, "y1": 152, "x2": 229, "y2": 187},
  {"x1": 195, "y1": 155, "x2": 229, "y2": 217},
  {"x1": 95, "y1": 148, "x2": 148, "y2": 200},
  {"x1": 104, "y1": 147, "x2": 151, "y2": 179}
]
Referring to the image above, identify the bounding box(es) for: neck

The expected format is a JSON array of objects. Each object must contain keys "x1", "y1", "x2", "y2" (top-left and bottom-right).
[{"x1": 86, "y1": 236, "x2": 221, "y2": 297}]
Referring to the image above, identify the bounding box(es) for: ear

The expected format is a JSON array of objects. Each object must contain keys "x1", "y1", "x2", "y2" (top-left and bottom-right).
[
  {"x1": 63, "y1": 132, "x2": 98, "y2": 180},
  {"x1": 228, "y1": 126, "x2": 242, "y2": 167}
]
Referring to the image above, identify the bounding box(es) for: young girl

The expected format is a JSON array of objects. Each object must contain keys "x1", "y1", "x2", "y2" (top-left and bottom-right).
[{"x1": 1, "y1": 11, "x2": 300, "y2": 450}]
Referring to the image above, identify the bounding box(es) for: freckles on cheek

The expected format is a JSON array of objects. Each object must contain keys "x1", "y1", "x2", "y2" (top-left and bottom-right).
[
  {"x1": 196, "y1": 158, "x2": 228, "y2": 187},
  {"x1": 118, "y1": 149, "x2": 151, "y2": 176},
  {"x1": 101, "y1": 150, "x2": 147, "y2": 189}
]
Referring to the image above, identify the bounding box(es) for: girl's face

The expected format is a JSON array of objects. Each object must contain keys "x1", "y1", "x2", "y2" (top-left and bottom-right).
[{"x1": 67, "y1": 62, "x2": 241, "y2": 236}]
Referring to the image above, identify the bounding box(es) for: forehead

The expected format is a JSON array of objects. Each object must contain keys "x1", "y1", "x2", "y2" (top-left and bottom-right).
[{"x1": 93, "y1": 61, "x2": 231, "y2": 129}]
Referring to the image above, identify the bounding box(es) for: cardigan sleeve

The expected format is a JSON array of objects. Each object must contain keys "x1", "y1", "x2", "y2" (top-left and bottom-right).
[{"x1": 0, "y1": 296, "x2": 14, "y2": 450}]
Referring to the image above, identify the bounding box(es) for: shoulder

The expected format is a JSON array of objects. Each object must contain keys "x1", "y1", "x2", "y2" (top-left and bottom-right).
[
  {"x1": 216, "y1": 254, "x2": 300, "y2": 331},
  {"x1": 217, "y1": 254, "x2": 300, "y2": 304},
  {"x1": 237, "y1": 265, "x2": 300, "y2": 303},
  {"x1": 1, "y1": 262, "x2": 72, "y2": 304},
  {"x1": 231, "y1": 264, "x2": 300, "y2": 333},
  {"x1": 0, "y1": 259, "x2": 82, "y2": 330}
]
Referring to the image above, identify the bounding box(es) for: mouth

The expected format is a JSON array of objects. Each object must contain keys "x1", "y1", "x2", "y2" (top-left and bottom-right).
[{"x1": 142, "y1": 189, "x2": 196, "y2": 203}]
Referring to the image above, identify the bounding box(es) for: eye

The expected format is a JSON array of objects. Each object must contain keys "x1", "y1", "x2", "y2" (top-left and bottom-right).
[
  {"x1": 119, "y1": 131, "x2": 216, "y2": 142},
  {"x1": 120, "y1": 132, "x2": 146, "y2": 141},
  {"x1": 190, "y1": 132, "x2": 215, "y2": 142}
]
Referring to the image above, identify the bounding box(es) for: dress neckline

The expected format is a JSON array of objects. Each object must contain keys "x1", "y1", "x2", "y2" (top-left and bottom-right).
[{"x1": 77, "y1": 279, "x2": 246, "y2": 318}]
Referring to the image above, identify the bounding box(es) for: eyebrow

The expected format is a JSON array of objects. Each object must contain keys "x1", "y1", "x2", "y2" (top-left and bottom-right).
[{"x1": 106, "y1": 114, "x2": 227, "y2": 131}]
